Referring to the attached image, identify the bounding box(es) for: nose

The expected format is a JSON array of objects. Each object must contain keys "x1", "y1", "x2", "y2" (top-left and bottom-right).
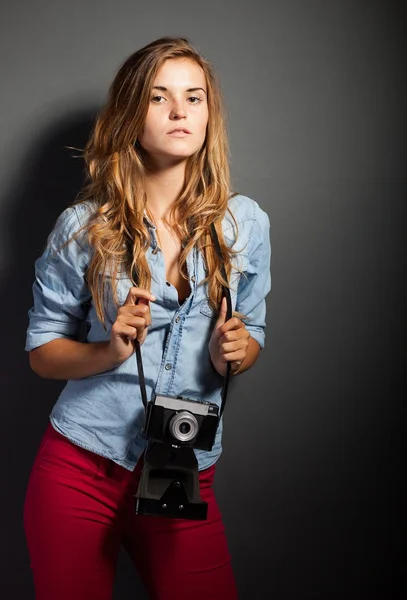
[{"x1": 169, "y1": 100, "x2": 186, "y2": 120}]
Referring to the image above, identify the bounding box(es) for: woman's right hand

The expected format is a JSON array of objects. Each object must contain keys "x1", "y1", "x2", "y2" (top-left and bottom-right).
[{"x1": 106, "y1": 287, "x2": 156, "y2": 366}]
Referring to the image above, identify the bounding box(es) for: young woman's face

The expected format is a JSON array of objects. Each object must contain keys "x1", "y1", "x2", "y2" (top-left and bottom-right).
[{"x1": 139, "y1": 58, "x2": 209, "y2": 166}]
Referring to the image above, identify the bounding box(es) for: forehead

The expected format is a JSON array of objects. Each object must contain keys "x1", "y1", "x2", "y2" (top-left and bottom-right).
[{"x1": 153, "y1": 58, "x2": 206, "y2": 88}]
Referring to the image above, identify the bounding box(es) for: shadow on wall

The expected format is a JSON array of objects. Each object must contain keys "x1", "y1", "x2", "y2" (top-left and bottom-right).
[{"x1": 0, "y1": 110, "x2": 148, "y2": 599}]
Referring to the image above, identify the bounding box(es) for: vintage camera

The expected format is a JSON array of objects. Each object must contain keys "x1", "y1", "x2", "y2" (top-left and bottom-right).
[
  {"x1": 135, "y1": 394, "x2": 221, "y2": 520},
  {"x1": 143, "y1": 394, "x2": 220, "y2": 451}
]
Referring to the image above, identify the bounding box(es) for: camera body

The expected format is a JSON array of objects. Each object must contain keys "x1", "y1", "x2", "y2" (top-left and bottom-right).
[{"x1": 143, "y1": 394, "x2": 220, "y2": 451}]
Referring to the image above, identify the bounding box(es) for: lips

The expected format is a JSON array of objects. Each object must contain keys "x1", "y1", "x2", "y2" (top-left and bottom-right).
[{"x1": 167, "y1": 128, "x2": 191, "y2": 134}]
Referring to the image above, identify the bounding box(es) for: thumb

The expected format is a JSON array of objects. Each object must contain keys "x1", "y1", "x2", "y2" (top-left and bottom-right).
[
  {"x1": 137, "y1": 297, "x2": 149, "y2": 307},
  {"x1": 123, "y1": 287, "x2": 155, "y2": 306},
  {"x1": 215, "y1": 297, "x2": 227, "y2": 329}
]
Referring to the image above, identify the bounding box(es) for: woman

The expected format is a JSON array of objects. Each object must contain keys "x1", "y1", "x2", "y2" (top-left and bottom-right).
[{"x1": 24, "y1": 36, "x2": 271, "y2": 600}]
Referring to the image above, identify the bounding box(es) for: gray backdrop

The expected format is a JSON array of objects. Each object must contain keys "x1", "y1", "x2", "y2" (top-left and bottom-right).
[{"x1": 0, "y1": 1, "x2": 405, "y2": 598}]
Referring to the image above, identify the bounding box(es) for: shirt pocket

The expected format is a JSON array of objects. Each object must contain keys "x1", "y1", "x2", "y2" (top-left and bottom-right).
[
  {"x1": 199, "y1": 299, "x2": 216, "y2": 319},
  {"x1": 100, "y1": 271, "x2": 131, "y2": 322}
]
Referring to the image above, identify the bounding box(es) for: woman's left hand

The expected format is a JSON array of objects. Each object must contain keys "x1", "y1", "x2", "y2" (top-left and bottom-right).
[{"x1": 209, "y1": 297, "x2": 250, "y2": 376}]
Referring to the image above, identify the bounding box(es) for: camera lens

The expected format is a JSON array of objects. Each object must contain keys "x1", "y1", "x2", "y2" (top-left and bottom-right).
[
  {"x1": 169, "y1": 411, "x2": 199, "y2": 442},
  {"x1": 179, "y1": 422, "x2": 191, "y2": 435}
]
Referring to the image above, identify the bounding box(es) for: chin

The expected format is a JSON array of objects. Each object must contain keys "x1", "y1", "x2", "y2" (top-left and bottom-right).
[
  {"x1": 142, "y1": 143, "x2": 204, "y2": 166},
  {"x1": 160, "y1": 149, "x2": 201, "y2": 162}
]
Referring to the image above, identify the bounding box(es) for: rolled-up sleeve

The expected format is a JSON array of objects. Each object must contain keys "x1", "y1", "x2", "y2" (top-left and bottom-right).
[
  {"x1": 25, "y1": 205, "x2": 92, "y2": 351},
  {"x1": 235, "y1": 203, "x2": 271, "y2": 349}
]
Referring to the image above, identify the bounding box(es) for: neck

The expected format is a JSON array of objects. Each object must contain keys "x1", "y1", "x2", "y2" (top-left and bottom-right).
[{"x1": 145, "y1": 161, "x2": 186, "y2": 221}]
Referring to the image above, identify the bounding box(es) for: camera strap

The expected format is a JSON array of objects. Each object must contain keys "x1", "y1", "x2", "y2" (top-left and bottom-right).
[{"x1": 134, "y1": 222, "x2": 232, "y2": 417}]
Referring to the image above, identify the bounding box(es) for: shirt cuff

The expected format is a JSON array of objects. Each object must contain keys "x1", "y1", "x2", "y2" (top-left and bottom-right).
[{"x1": 245, "y1": 326, "x2": 265, "y2": 350}]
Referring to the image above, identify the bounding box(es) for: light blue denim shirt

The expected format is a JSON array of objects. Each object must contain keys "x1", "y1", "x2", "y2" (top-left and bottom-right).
[{"x1": 25, "y1": 194, "x2": 271, "y2": 471}]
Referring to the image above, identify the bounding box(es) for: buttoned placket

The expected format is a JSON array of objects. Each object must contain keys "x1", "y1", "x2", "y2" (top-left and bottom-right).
[
  {"x1": 133, "y1": 220, "x2": 202, "y2": 398},
  {"x1": 147, "y1": 224, "x2": 199, "y2": 397}
]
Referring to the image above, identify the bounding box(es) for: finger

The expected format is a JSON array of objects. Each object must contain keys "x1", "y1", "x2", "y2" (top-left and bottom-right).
[
  {"x1": 218, "y1": 316, "x2": 246, "y2": 335},
  {"x1": 123, "y1": 287, "x2": 156, "y2": 306},
  {"x1": 118, "y1": 304, "x2": 152, "y2": 326},
  {"x1": 231, "y1": 360, "x2": 243, "y2": 373},
  {"x1": 118, "y1": 304, "x2": 149, "y2": 317},
  {"x1": 136, "y1": 325, "x2": 148, "y2": 342},
  {"x1": 220, "y1": 340, "x2": 249, "y2": 355},
  {"x1": 117, "y1": 315, "x2": 148, "y2": 331},
  {"x1": 115, "y1": 315, "x2": 149, "y2": 343},
  {"x1": 137, "y1": 297, "x2": 152, "y2": 326},
  {"x1": 222, "y1": 349, "x2": 247, "y2": 364},
  {"x1": 215, "y1": 297, "x2": 227, "y2": 330},
  {"x1": 111, "y1": 322, "x2": 139, "y2": 341},
  {"x1": 218, "y1": 329, "x2": 242, "y2": 345},
  {"x1": 137, "y1": 327, "x2": 149, "y2": 345}
]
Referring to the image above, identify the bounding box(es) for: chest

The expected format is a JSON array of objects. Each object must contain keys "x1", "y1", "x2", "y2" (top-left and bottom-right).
[{"x1": 155, "y1": 226, "x2": 190, "y2": 303}]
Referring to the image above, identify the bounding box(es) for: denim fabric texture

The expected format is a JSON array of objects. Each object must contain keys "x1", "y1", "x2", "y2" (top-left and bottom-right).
[{"x1": 25, "y1": 194, "x2": 271, "y2": 471}]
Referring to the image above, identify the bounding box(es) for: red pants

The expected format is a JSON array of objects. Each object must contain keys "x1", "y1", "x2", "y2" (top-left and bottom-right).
[{"x1": 24, "y1": 424, "x2": 238, "y2": 600}]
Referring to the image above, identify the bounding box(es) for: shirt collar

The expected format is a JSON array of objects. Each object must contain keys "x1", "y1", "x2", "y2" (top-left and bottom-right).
[{"x1": 143, "y1": 212, "x2": 156, "y2": 230}]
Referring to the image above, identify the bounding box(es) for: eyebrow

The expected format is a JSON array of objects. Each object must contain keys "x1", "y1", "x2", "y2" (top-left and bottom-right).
[{"x1": 152, "y1": 85, "x2": 207, "y2": 94}]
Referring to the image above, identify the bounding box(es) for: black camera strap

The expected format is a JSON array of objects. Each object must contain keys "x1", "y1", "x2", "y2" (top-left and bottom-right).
[
  {"x1": 134, "y1": 338, "x2": 149, "y2": 411},
  {"x1": 209, "y1": 222, "x2": 232, "y2": 417},
  {"x1": 134, "y1": 222, "x2": 232, "y2": 417}
]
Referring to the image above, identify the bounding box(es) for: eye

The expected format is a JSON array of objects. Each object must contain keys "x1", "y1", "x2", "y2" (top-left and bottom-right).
[
  {"x1": 188, "y1": 96, "x2": 203, "y2": 104},
  {"x1": 151, "y1": 95, "x2": 166, "y2": 103}
]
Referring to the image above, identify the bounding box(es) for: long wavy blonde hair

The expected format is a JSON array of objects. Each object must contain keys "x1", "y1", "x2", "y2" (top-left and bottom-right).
[{"x1": 75, "y1": 36, "x2": 236, "y2": 324}]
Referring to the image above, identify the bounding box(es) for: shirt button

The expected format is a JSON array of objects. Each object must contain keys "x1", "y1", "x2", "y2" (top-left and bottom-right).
[
  {"x1": 190, "y1": 276, "x2": 196, "y2": 282},
  {"x1": 175, "y1": 317, "x2": 180, "y2": 323},
  {"x1": 165, "y1": 363, "x2": 172, "y2": 371}
]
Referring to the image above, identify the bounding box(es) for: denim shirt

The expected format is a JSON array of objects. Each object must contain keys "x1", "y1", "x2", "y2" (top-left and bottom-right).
[{"x1": 25, "y1": 194, "x2": 271, "y2": 471}]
